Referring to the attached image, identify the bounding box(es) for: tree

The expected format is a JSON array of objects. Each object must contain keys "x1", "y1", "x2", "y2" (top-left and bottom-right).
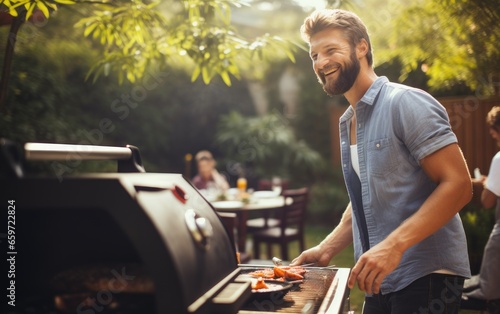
[
  {"x1": 0, "y1": 0, "x2": 297, "y2": 110},
  {"x1": 378, "y1": 0, "x2": 500, "y2": 95},
  {"x1": 215, "y1": 110, "x2": 324, "y2": 183}
]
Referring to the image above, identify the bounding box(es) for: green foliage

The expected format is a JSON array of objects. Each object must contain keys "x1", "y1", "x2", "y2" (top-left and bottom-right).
[
  {"x1": 215, "y1": 110, "x2": 324, "y2": 183},
  {"x1": 461, "y1": 204, "x2": 496, "y2": 274},
  {"x1": 380, "y1": 0, "x2": 500, "y2": 95},
  {"x1": 74, "y1": 0, "x2": 170, "y2": 84},
  {"x1": 295, "y1": 54, "x2": 343, "y2": 159},
  {"x1": 1, "y1": 0, "x2": 299, "y2": 87},
  {"x1": 0, "y1": 12, "x2": 258, "y2": 176},
  {"x1": 0, "y1": 23, "x2": 94, "y2": 144},
  {"x1": 0, "y1": 65, "x2": 74, "y2": 143},
  {"x1": 81, "y1": 0, "x2": 299, "y2": 86},
  {"x1": 307, "y1": 169, "x2": 349, "y2": 226},
  {"x1": 1, "y1": 0, "x2": 75, "y2": 19}
]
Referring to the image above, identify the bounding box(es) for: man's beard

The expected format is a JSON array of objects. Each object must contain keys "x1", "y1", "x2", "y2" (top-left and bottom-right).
[{"x1": 319, "y1": 51, "x2": 360, "y2": 96}]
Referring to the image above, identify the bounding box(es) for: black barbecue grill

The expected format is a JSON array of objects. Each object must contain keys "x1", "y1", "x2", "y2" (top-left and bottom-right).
[{"x1": 1, "y1": 140, "x2": 351, "y2": 314}]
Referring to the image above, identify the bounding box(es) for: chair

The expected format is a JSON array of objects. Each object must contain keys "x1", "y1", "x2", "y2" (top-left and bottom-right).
[
  {"x1": 460, "y1": 276, "x2": 500, "y2": 314},
  {"x1": 460, "y1": 297, "x2": 500, "y2": 314},
  {"x1": 257, "y1": 179, "x2": 289, "y2": 191},
  {"x1": 251, "y1": 187, "x2": 309, "y2": 261},
  {"x1": 217, "y1": 212, "x2": 250, "y2": 263},
  {"x1": 460, "y1": 296, "x2": 487, "y2": 313},
  {"x1": 246, "y1": 211, "x2": 281, "y2": 233},
  {"x1": 246, "y1": 179, "x2": 290, "y2": 232},
  {"x1": 217, "y1": 212, "x2": 237, "y2": 245}
]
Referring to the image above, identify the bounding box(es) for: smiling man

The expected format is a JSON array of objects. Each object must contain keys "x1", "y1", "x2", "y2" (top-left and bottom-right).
[{"x1": 290, "y1": 9, "x2": 473, "y2": 314}]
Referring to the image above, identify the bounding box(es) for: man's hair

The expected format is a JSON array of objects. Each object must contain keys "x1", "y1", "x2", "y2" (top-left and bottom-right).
[
  {"x1": 300, "y1": 9, "x2": 373, "y2": 66},
  {"x1": 487, "y1": 106, "x2": 500, "y2": 131}
]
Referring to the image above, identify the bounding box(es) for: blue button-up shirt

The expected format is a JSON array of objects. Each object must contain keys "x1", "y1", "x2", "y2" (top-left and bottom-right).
[{"x1": 340, "y1": 76, "x2": 471, "y2": 294}]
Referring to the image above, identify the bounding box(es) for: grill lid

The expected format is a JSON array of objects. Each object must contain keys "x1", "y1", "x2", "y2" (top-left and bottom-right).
[{"x1": 1, "y1": 141, "x2": 251, "y2": 314}]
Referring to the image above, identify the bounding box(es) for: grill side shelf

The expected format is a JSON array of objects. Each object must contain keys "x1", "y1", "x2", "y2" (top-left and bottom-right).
[{"x1": 318, "y1": 268, "x2": 351, "y2": 314}]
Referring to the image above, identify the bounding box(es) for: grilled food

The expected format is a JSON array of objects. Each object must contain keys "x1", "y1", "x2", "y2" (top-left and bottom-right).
[{"x1": 248, "y1": 266, "x2": 306, "y2": 282}]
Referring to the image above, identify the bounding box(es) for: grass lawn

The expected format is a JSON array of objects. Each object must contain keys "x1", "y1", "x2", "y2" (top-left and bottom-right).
[{"x1": 251, "y1": 224, "x2": 479, "y2": 314}]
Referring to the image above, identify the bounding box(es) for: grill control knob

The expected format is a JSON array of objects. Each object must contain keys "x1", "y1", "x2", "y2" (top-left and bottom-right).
[
  {"x1": 185, "y1": 209, "x2": 213, "y2": 249},
  {"x1": 195, "y1": 217, "x2": 213, "y2": 238}
]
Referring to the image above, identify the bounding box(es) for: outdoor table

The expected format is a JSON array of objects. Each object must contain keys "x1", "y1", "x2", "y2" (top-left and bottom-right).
[{"x1": 211, "y1": 195, "x2": 285, "y2": 254}]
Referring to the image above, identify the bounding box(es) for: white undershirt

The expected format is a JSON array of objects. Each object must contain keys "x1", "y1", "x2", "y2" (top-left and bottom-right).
[{"x1": 350, "y1": 144, "x2": 360, "y2": 177}]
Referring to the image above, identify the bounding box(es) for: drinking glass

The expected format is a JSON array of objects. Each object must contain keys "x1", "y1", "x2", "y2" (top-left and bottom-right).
[
  {"x1": 237, "y1": 177, "x2": 247, "y2": 192},
  {"x1": 272, "y1": 176, "x2": 282, "y2": 195}
]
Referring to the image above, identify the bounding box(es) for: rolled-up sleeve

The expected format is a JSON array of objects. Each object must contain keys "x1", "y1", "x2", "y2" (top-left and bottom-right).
[{"x1": 396, "y1": 89, "x2": 457, "y2": 163}]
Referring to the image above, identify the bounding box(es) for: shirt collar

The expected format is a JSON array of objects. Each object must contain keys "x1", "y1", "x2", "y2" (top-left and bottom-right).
[
  {"x1": 358, "y1": 76, "x2": 389, "y2": 106},
  {"x1": 340, "y1": 76, "x2": 389, "y2": 122},
  {"x1": 358, "y1": 76, "x2": 389, "y2": 105}
]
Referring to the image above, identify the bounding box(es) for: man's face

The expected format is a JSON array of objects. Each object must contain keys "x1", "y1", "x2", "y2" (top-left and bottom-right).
[{"x1": 309, "y1": 28, "x2": 360, "y2": 96}]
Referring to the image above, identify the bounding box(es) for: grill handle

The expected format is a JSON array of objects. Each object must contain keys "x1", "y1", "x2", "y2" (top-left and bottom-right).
[
  {"x1": 24, "y1": 142, "x2": 145, "y2": 173},
  {"x1": 25, "y1": 142, "x2": 132, "y2": 160}
]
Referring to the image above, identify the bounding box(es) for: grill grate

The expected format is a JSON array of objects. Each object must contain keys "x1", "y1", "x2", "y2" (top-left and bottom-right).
[{"x1": 238, "y1": 267, "x2": 337, "y2": 313}]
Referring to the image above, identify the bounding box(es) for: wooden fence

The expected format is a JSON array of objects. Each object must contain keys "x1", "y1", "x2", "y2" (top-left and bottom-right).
[
  {"x1": 329, "y1": 96, "x2": 500, "y2": 178},
  {"x1": 439, "y1": 96, "x2": 499, "y2": 176}
]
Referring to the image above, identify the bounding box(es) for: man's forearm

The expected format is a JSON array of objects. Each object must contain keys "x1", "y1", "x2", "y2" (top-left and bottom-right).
[{"x1": 481, "y1": 188, "x2": 497, "y2": 209}]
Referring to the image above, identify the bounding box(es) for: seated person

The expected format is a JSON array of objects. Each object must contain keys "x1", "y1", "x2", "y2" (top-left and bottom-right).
[
  {"x1": 465, "y1": 106, "x2": 500, "y2": 304},
  {"x1": 191, "y1": 150, "x2": 229, "y2": 193}
]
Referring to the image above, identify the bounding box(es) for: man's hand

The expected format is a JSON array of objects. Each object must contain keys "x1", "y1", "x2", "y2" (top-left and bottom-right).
[
  {"x1": 471, "y1": 176, "x2": 486, "y2": 186},
  {"x1": 291, "y1": 203, "x2": 354, "y2": 267},
  {"x1": 348, "y1": 239, "x2": 403, "y2": 294},
  {"x1": 290, "y1": 245, "x2": 332, "y2": 267},
  {"x1": 348, "y1": 143, "x2": 471, "y2": 294}
]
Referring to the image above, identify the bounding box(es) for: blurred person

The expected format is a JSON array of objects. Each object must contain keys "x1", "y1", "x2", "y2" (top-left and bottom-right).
[
  {"x1": 290, "y1": 9, "x2": 472, "y2": 313},
  {"x1": 191, "y1": 150, "x2": 229, "y2": 193},
  {"x1": 464, "y1": 106, "x2": 500, "y2": 303}
]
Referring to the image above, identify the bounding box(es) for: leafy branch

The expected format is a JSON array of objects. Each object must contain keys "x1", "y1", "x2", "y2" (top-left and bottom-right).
[{"x1": 0, "y1": 0, "x2": 298, "y2": 110}]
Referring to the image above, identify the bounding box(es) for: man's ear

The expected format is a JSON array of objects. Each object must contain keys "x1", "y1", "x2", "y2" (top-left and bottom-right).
[{"x1": 356, "y1": 38, "x2": 369, "y2": 60}]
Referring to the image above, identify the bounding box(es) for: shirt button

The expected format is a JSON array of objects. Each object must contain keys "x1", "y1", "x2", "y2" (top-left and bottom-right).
[
  {"x1": 376, "y1": 143, "x2": 380, "y2": 148},
  {"x1": 343, "y1": 164, "x2": 347, "y2": 168},
  {"x1": 358, "y1": 124, "x2": 361, "y2": 128},
  {"x1": 342, "y1": 141, "x2": 346, "y2": 145}
]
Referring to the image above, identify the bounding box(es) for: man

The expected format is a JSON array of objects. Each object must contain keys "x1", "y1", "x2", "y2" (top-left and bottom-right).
[
  {"x1": 290, "y1": 9, "x2": 472, "y2": 313},
  {"x1": 464, "y1": 106, "x2": 500, "y2": 303}
]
